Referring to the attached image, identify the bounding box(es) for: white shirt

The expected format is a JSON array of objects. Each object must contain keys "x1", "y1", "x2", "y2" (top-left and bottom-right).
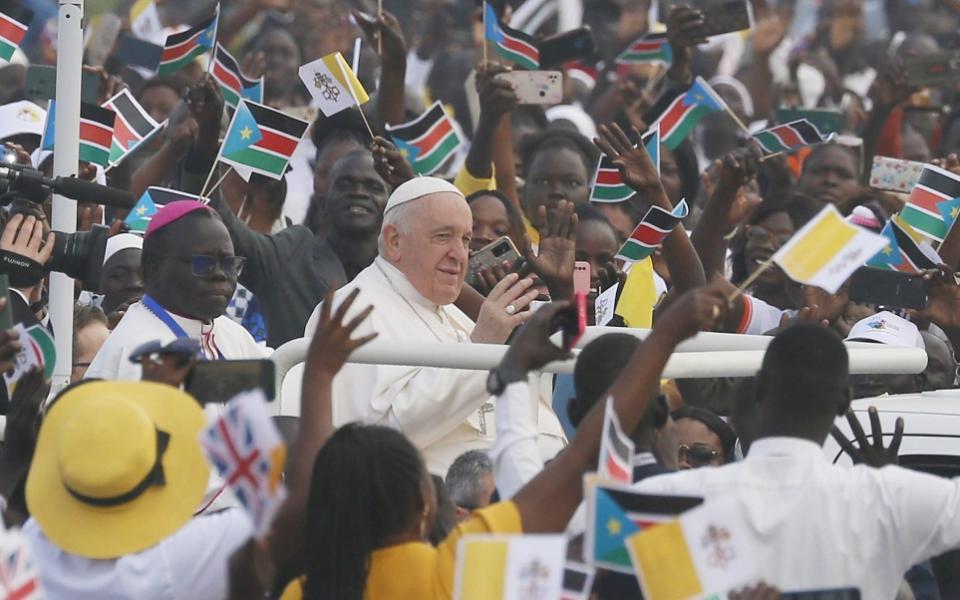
[
  {"x1": 300, "y1": 257, "x2": 566, "y2": 475},
  {"x1": 23, "y1": 510, "x2": 252, "y2": 600},
  {"x1": 85, "y1": 302, "x2": 267, "y2": 381},
  {"x1": 491, "y1": 380, "x2": 543, "y2": 499},
  {"x1": 635, "y1": 437, "x2": 960, "y2": 599}
]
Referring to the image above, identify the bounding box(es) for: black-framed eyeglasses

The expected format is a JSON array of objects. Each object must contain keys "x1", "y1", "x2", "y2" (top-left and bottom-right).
[
  {"x1": 162, "y1": 254, "x2": 246, "y2": 277},
  {"x1": 679, "y1": 443, "x2": 721, "y2": 467}
]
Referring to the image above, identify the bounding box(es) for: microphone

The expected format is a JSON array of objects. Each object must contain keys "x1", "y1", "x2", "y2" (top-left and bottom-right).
[{"x1": 0, "y1": 164, "x2": 135, "y2": 209}]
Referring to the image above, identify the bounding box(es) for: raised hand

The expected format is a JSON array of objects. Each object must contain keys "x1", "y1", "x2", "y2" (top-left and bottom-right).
[
  {"x1": 527, "y1": 200, "x2": 578, "y2": 300},
  {"x1": 353, "y1": 9, "x2": 406, "y2": 63},
  {"x1": 1, "y1": 214, "x2": 55, "y2": 266},
  {"x1": 477, "y1": 62, "x2": 519, "y2": 125},
  {"x1": 594, "y1": 123, "x2": 660, "y2": 195},
  {"x1": 499, "y1": 300, "x2": 573, "y2": 377},
  {"x1": 653, "y1": 277, "x2": 729, "y2": 342},
  {"x1": 831, "y1": 407, "x2": 904, "y2": 467},
  {"x1": 306, "y1": 288, "x2": 377, "y2": 379},
  {"x1": 371, "y1": 136, "x2": 415, "y2": 188},
  {"x1": 471, "y1": 274, "x2": 539, "y2": 344},
  {"x1": 716, "y1": 143, "x2": 764, "y2": 194},
  {"x1": 185, "y1": 75, "x2": 225, "y2": 132}
]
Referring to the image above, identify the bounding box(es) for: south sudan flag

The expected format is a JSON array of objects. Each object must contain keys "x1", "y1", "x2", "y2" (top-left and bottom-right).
[
  {"x1": 616, "y1": 200, "x2": 688, "y2": 262},
  {"x1": 41, "y1": 100, "x2": 115, "y2": 167},
  {"x1": 219, "y1": 99, "x2": 308, "y2": 180},
  {"x1": 753, "y1": 119, "x2": 833, "y2": 155},
  {"x1": 483, "y1": 2, "x2": 539, "y2": 70},
  {"x1": 386, "y1": 101, "x2": 461, "y2": 176},
  {"x1": 589, "y1": 126, "x2": 659, "y2": 203},
  {"x1": 902, "y1": 164, "x2": 960, "y2": 242},
  {"x1": 0, "y1": 0, "x2": 32, "y2": 63},
  {"x1": 157, "y1": 7, "x2": 218, "y2": 75},
  {"x1": 615, "y1": 33, "x2": 672, "y2": 66},
  {"x1": 102, "y1": 89, "x2": 160, "y2": 165},
  {"x1": 212, "y1": 42, "x2": 263, "y2": 109}
]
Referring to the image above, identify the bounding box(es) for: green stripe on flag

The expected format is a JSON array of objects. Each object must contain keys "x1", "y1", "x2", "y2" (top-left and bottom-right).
[
  {"x1": 223, "y1": 146, "x2": 288, "y2": 176},
  {"x1": 662, "y1": 104, "x2": 713, "y2": 150},
  {"x1": 495, "y1": 46, "x2": 538, "y2": 70},
  {"x1": 0, "y1": 39, "x2": 15, "y2": 62},
  {"x1": 616, "y1": 239, "x2": 655, "y2": 262},
  {"x1": 109, "y1": 140, "x2": 125, "y2": 164},
  {"x1": 592, "y1": 185, "x2": 634, "y2": 202},
  {"x1": 219, "y1": 84, "x2": 240, "y2": 109},
  {"x1": 80, "y1": 144, "x2": 110, "y2": 167},
  {"x1": 753, "y1": 131, "x2": 788, "y2": 153},
  {"x1": 157, "y1": 46, "x2": 207, "y2": 75},
  {"x1": 901, "y1": 206, "x2": 948, "y2": 241},
  {"x1": 412, "y1": 132, "x2": 459, "y2": 175}
]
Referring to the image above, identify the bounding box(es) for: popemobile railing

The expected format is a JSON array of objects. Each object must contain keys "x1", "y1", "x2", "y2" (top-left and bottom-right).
[{"x1": 267, "y1": 327, "x2": 928, "y2": 416}]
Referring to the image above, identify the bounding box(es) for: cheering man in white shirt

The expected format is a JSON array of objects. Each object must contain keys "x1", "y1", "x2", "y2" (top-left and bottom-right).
[{"x1": 636, "y1": 323, "x2": 960, "y2": 598}]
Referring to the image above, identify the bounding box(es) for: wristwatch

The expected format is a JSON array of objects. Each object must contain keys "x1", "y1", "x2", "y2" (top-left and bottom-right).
[{"x1": 486, "y1": 366, "x2": 524, "y2": 396}]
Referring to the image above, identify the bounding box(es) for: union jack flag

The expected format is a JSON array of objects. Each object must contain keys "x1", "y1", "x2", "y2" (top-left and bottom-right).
[
  {"x1": 199, "y1": 390, "x2": 287, "y2": 538},
  {"x1": 0, "y1": 531, "x2": 42, "y2": 600}
]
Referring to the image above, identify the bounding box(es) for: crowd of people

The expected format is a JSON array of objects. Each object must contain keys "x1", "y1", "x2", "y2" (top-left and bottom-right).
[{"x1": 2, "y1": 0, "x2": 960, "y2": 597}]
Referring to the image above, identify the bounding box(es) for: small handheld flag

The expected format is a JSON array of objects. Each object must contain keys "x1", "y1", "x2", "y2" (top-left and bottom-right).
[
  {"x1": 386, "y1": 101, "x2": 462, "y2": 175},
  {"x1": 0, "y1": 1, "x2": 32, "y2": 63},
  {"x1": 616, "y1": 199, "x2": 689, "y2": 263},
  {"x1": 157, "y1": 6, "x2": 218, "y2": 75},
  {"x1": 41, "y1": 100, "x2": 116, "y2": 167},
  {"x1": 4, "y1": 323, "x2": 56, "y2": 393},
  {"x1": 483, "y1": 2, "x2": 540, "y2": 70},
  {"x1": 0, "y1": 527, "x2": 43, "y2": 600},
  {"x1": 125, "y1": 187, "x2": 201, "y2": 231},
  {"x1": 902, "y1": 164, "x2": 960, "y2": 242},
  {"x1": 453, "y1": 534, "x2": 567, "y2": 600},
  {"x1": 866, "y1": 217, "x2": 941, "y2": 273},
  {"x1": 199, "y1": 389, "x2": 288, "y2": 538},
  {"x1": 649, "y1": 77, "x2": 729, "y2": 149},
  {"x1": 299, "y1": 52, "x2": 370, "y2": 117},
  {"x1": 772, "y1": 204, "x2": 887, "y2": 294},
  {"x1": 590, "y1": 126, "x2": 660, "y2": 203},
  {"x1": 752, "y1": 119, "x2": 834, "y2": 155},
  {"x1": 129, "y1": 0, "x2": 163, "y2": 44},
  {"x1": 616, "y1": 33, "x2": 672, "y2": 66},
  {"x1": 598, "y1": 397, "x2": 634, "y2": 485},
  {"x1": 218, "y1": 99, "x2": 309, "y2": 180},
  {"x1": 212, "y1": 43, "x2": 264, "y2": 109},
  {"x1": 101, "y1": 89, "x2": 161, "y2": 165},
  {"x1": 628, "y1": 498, "x2": 758, "y2": 599},
  {"x1": 585, "y1": 480, "x2": 703, "y2": 574}
]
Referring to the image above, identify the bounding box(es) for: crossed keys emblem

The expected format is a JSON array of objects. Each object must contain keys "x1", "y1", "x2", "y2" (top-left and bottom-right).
[
  {"x1": 701, "y1": 524, "x2": 735, "y2": 569},
  {"x1": 518, "y1": 558, "x2": 552, "y2": 599},
  {"x1": 313, "y1": 72, "x2": 341, "y2": 102}
]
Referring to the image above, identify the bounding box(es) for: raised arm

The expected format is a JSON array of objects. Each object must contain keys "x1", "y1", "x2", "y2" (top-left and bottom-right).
[
  {"x1": 269, "y1": 289, "x2": 376, "y2": 564},
  {"x1": 465, "y1": 64, "x2": 519, "y2": 182},
  {"x1": 593, "y1": 122, "x2": 705, "y2": 293},
  {"x1": 355, "y1": 10, "x2": 407, "y2": 129},
  {"x1": 511, "y1": 282, "x2": 729, "y2": 532}
]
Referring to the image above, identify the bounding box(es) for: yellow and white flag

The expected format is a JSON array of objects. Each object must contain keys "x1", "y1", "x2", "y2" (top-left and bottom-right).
[
  {"x1": 627, "y1": 498, "x2": 758, "y2": 600},
  {"x1": 772, "y1": 204, "x2": 887, "y2": 294},
  {"x1": 129, "y1": 0, "x2": 164, "y2": 44},
  {"x1": 298, "y1": 52, "x2": 370, "y2": 117},
  {"x1": 454, "y1": 534, "x2": 566, "y2": 600}
]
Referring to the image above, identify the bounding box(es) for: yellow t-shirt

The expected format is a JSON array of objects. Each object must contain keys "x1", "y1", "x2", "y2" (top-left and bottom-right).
[
  {"x1": 453, "y1": 165, "x2": 496, "y2": 197},
  {"x1": 280, "y1": 501, "x2": 522, "y2": 600}
]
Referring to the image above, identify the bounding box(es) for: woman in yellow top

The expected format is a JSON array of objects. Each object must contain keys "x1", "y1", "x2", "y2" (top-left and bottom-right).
[{"x1": 272, "y1": 267, "x2": 727, "y2": 599}]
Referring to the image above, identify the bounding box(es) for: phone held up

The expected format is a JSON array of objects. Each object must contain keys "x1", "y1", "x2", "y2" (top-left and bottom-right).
[
  {"x1": 467, "y1": 236, "x2": 521, "y2": 288},
  {"x1": 551, "y1": 292, "x2": 588, "y2": 352}
]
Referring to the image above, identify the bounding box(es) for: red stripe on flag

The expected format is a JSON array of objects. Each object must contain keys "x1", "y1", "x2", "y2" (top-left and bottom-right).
[
  {"x1": 253, "y1": 128, "x2": 299, "y2": 158},
  {"x1": 629, "y1": 41, "x2": 664, "y2": 52},
  {"x1": 595, "y1": 169, "x2": 623, "y2": 185},
  {"x1": 630, "y1": 223, "x2": 670, "y2": 246},
  {"x1": 112, "y1": 117, "x2": 139, "y2": 150},
  {"x1": 604, "y1": 454, "x2": 631, "y2": 484},
  {"x1": 161, "y1": 32, "x2": 202, "y2": 62},
  {"x1": 8, "y1": 579, "x2": 38, "y2": 600},
  {"x1": 772, "y1": 125, "x2": 804, "y2": 148},
  {"x1": 213, "y1": 60, "x2": 241, "y2": 93},
  {"x1": 0, "y1": 15, "x2": 28, "y2": 45},
  {"x1": 657, "y1": 97, "x2": 691, "y2": 139},
  {"x1": 909, "y1": 185, "x2": 950, "y2": 214},
  {"x1": 80, "y1": 121, "x2": 113, "y2": 148},
  {"x1": 413, "y1": 118, "x2": 453, "y2": 153},
  {"x1": 502, "y1": 36, "x2": 538, "y2": 62}
]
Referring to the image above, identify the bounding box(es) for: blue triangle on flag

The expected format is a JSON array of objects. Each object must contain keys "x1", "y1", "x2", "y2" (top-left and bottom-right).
[
  {"x1": 124, "y1": 190, "x2": 159, "y2": 232},
  {"x1": 937, "y1": 197, "x2": 960, "y2": 232},
  {"x1": 222, "y1": 102, "x2": 263, "y2": 158},
  {"x1": 593, "y1": 488, "x2": 641, "y2": 562}
]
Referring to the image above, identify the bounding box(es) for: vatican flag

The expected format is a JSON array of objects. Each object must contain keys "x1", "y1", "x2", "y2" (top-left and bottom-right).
[{"x1": 298, "y1": 52, "x2": 370, "y2": 117}]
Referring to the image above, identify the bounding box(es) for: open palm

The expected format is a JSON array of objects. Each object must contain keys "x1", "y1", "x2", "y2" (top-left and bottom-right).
[
  {"x1": 594, "y1": 123, "x2": 660, "y2": 194},
  {"x1": 527, "y1": 201, "x2": 577, "y2": 300}
]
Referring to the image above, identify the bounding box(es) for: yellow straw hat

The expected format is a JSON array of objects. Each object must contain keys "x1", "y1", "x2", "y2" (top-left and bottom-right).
[{"x1": 26, "y1": 381, "x2": 210, "y2": 559}]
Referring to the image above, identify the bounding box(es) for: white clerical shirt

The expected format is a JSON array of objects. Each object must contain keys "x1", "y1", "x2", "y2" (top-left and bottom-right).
[
  {"x1": 301, "y1": 257, "x2": 566, "y2": 475},
  {"x1": 635, "y1": 437, "x2": 960, "y2": 598}
]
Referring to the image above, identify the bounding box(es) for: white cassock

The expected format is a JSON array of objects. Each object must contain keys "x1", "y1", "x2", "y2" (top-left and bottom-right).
[
  {"x1": 86, "y1": 301, "x2": 267, "y2": 381},
  {"x1": 299, "y1": 256, "x2": 567, "y2": 475}
]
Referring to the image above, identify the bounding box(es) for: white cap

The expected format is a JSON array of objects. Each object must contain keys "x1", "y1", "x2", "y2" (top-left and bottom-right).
[
  {"x1": 845, "y1": 311, "x2": 923, "y2": 348},
  {"x1": 0, "y1": 101, "x2": 46, "y2": 142},
  {"x1": 384, "y1": 176, "x2": 464, "y2": 213},
  {"x1": 103, "y1": 233, "x2": 144, "y2": 266}
]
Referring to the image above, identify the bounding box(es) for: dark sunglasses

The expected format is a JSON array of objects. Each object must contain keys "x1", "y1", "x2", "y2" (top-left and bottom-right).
[
  {"x1": 679, "y1": 443, "x2": 720, "y2": 467},
  {"x1": 163, "y1": 254, "x2": 246, "y2": 277}
]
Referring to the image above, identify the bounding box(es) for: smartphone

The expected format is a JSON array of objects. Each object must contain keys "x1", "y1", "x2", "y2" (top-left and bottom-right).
[
  {"x1": 538, "y1": 27, "x2": 596, "y2": 68},
  {"x1": 0, "y1": 275, "x2": 11, "y2": 331},
  {"x1": 693, "y1": 0, "x2": 753, "y2": 38},
  {"x1": 868, "y1": 156, "x2": 925, "y2": 194},
  {"x1": 494, "y1": 71, "x2": 563, "y2": 105},
  {"x1": 573, "y1": 261, "x2": 591, "y2": 295},
  {"x1": 780, "y1": 589, "x2": 860, "y2": 600},
  {"x1": 467, "y1": 236, "x2": 521, "y2": 287},
  {"x1": 904, "y1": 51, "x2": 960, "y2": 88},
  {"x1": 848, "y1": 267, "x2": 928, "y2": 310},
  {"x1": 552, "y1": 292, "x2": 588, "y2": 351},
  {"x1": 185, "y1": 359, "x2": 276, "y2": 405}
]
